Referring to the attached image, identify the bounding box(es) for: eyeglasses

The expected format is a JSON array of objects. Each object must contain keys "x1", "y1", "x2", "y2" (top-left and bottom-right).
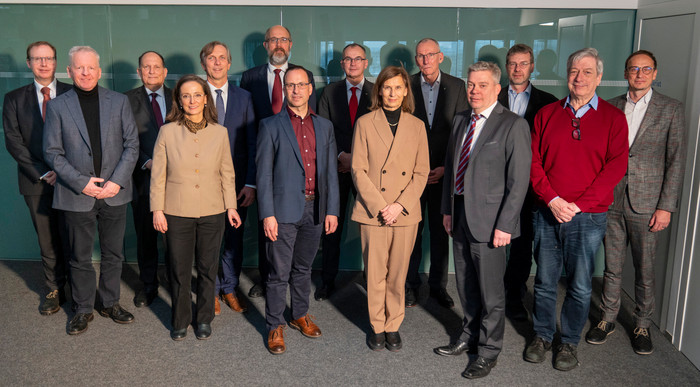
[
  {"x1": 571, "y1": 118, "x2": 581, "y2": 140},
  {"x1": 266, "y1": 37, "x2": 290, "y2": 44},
  {"x1": 341, "y1": 57, "x2": 366, "y2": 64},
  {"x1": 506, "y1": 61, "x2": 531, "y2": 69},
  {"x1": 284, "y1": 82, "x2": 311, "y2": 90},
  {"x1": 181, "y1": 93, "x2": 204, "y2": 101},
  {"x1": 626, "y1": 66, "x2": 655, "y2": 75},
  {"x1": 29, "y1": 56, "x2": 56, "y2": 63},
  {"x1": 415, "y1": 52, "x2": 441, "y2": 61}
]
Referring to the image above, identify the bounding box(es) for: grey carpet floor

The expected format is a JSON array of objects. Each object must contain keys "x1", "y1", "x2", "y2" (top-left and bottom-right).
[{"x1": 1, "y1": 260, "x2": 698, "y2": 386}]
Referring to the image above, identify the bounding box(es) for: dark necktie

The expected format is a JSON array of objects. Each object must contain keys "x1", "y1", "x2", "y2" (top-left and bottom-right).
[
  {"x1": 150, "y1": 93, "x2": 164, "y2": 128},
  {"x1": 41, "y1": 87, "x2": 51, "y2": 122},
  {"x1": 216, "y1": 89, "x2": 225, "y2": 125},
  {"x1": 349, "y1": 86, "x2": 359, "y2": 127},
  {"x1": 455, "y1": 114, "x2": 482, "y2": 195},
  {"x1": 271, "y1": 68, "x2": 283, "y2": 114}
]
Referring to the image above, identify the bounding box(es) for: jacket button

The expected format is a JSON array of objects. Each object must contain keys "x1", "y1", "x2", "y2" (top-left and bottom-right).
[
  {"x1": 381, "y1": 188, "x2": 385, "y2": 192},
  {"x1": 88, "y1": 152, "x2": 92, "y2": 157},
  {"x1": 301, "y1": 190, "x2": 305, "y2": 193},
  {"x1": 195, "y1": 154, "x2": 199, "y2": 158},
  {"x1": 402, "y1": 171, "x2": 406, "y2": 175},
  {"x1": 195, "y1": 169, "x2": 199, "y2": 173},
  {"x1": 195, "y1": 185, "x2": 200, "y2": 189},
  {"x1": 382, "y1": 170, "x2": 386, "y2": 174},
  {"x1": 89, "y1": 172, "x2": 94, "y2": 176}
]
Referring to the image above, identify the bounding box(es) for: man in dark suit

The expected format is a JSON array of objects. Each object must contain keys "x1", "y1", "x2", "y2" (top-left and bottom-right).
[
  {"x1": 200, "y1": 41, "x2": 257, "y2": 314},
  {"x1": 497, "y1": 44, "x2": 558, "y2": 321},
  {"x1": 3, "y1": 41, "x2": 71, "y2": 315},
  {"x1": 586, "y1": 50, "x2": 686, "y2": 355},
  {"x1": 315, "y1": 43, "x2": 373, "y2": 301},
  {"x1": 240, "y1": 24, "x2": 317, "y2": 298},
  {"x1": 125, "y1": 51, "x2": 171, "y2": 308},
  {"x1": 257, "y1": 67, "x2": 339, "y2": 355},
  {"x1": 406, "y1": 38, "x2": 468, "y2": 309},
  {"x1": 435, "y1": 61, "x2": 531, "y2": 379},
  {"x1": 44, "y1": 46, "x2": 139, "y2": 335}
]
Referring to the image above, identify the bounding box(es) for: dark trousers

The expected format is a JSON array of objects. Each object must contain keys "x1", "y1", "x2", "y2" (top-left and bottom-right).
[
  {"x1": 407, "y1": 180, "x2": 449, "y2": 290},
  {"x1": 131, "y1": 192, "x2": 162, "y2": 291},
  {"x1": 320, "y1": 171, "x2": 355, "y2": 285},
  {"x1": 24, "y1": 193, "x2": 69, "y2": 291},
  {"x1": 166, "y1": 213, "x2": 225, "y2": 330},
  {"x1": 257, "y1": 219, "x2": 269, "y2": 286},
  {"x1": 265, "y1": 200, "x2": 322, "y2": 330},
  {"x1": 452, "y1": 197, "x2": 506, "y2": 360},
  {"x1": 503, "y1": 191, "x2": 535, "y2": 301},
  {"x1": 216, "y1": 205, "x2": 248, "y2": 294},
  {"x1": 64, "y1": 201, "x2": 127, "y2": 314}
]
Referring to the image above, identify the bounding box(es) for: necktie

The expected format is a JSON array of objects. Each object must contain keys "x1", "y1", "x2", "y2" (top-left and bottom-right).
[
  {"x1": 215, "y1": 89, "x2": 225, "y2": 125},
  {"x1": 271, "y1": 68, "x2": 283, "y2": 114},
  {"x1": 150, "y1": 93, "x2": 164, "y2": 128},
  {"x1": 41, "y1": 87, "x2": 51, "y2": 122},
  {"x1": 349, "y1": 86, "x2": 359, "y2": 127},
  {"x1": 455, "y1": 114, "x2": 482, "y2": 195}
]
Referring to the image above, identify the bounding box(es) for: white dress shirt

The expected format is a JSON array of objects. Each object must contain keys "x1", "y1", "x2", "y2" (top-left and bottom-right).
[{"x1": 624, "y1": 89, "x2": 653, "y2": 148}]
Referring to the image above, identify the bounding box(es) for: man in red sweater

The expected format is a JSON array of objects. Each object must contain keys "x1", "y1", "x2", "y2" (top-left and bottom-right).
[{"x1": 524, "y1": 48, "x2": 628, "y2": 371}]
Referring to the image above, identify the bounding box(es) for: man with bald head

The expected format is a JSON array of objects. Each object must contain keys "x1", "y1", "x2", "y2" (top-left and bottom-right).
[{"x1": 44, "y1": 46, "x2": 139, "y2": 335}]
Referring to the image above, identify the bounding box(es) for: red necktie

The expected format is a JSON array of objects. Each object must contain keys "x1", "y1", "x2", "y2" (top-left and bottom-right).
[
  {"x1": 271, "y1": 68, "x2": 283, "y2": 114},
  {"x1": 455, "y1": 114, "x2": 482, "y2": 195},
  {"x1": 349, "y1": 86, "x2": 359, "y2": 127},
  {"x1": 150, "y1": 93, "x2": 164, "y2": 128},
  {"x1": 41, "y1": 87, "x2": 51, "y2": 122}
]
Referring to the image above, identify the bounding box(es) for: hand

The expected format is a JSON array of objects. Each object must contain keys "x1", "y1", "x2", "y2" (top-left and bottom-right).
[
  {"x1": 237, "y1": 186, "x2": 256, "y2": 207},
  {"x1": 95, "y1": 181, "x2": 121, "y2": 199},
  {"x1": 144, "y1": 160, "x2": 153, "y2": 170},
  {"x1": 427, "y1": 166, "x2": 445, "y2": 185},
  {"x1": 227, "y1": 208, "x2": 242, "y2": 228},
  {"x1": 263, "y1": 216, "x2": 278, "y2": 242},
  {"x1": 548, "y1": 197, "x2": 577, "y2": 223},
  {"x1": 338, "y1": 151, "x2": 352, "y2": 173},
  {"x1": 380, "y1": 203, "x2": 403, "y2": 226},
  {"x1": 82, "y1": 177, "x2": 104, "y2": 197},
  {"x1": 492, "y1": 229, "x2": 511, "y2": 248},
  {"x1": 43, "y1": 171, "x2": 57, "y2": 186},
  {"x1": 443, "y1": 215, "x2": 452, "y2": 237},
  {"x1": 153, "y1": 210, "x2": 167, "y2": 233},
  {"x1": 649, "y1": 209, "x2": 671, "y2": 232},
  {"x1": 325, "y1": 215, "x2": 338, "y2": 235}
]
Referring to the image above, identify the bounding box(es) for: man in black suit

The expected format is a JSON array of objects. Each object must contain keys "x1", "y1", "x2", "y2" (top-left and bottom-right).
[
  {"x1": 3, "y1": 41, "x2": 71, "y2": 315},
  {"x1": 240, "y1": 24, "x2": 316, "y2": 298},
  {"x1": 315, "y1": 43, "x2": 373, "y2": 301},
  {"x1": 406, "y1": 38, "x2": 468, "y2": 308},
  {"x1": 125, "y1": 51, "x2": 172, "y2": 307},
  {"x1": 497, "y1": 44, "x2": 558, "y2": 321}
]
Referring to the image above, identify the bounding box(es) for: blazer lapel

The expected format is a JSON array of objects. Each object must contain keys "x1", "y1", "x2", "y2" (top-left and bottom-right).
[
  {"x1": 468, "y1": 104, "x2": 502, "y2": 164},
  {"x1": 631, "y1": 91, "x2": 658, "y2": 151},
  {"x1": 25, "y1": 83, "x2": 43, "y2": 123},
  {"x1": 141, "y1": 86, "x2": 159, "y2": 129},
  {"x1": 98, "y1": 87, "x2": 112, "y2": 150},
  {"x1": 359, "y1": 81, "x2": 373, "y2": 116},
  {"x1": 279, "y1": 113, "x2": 304, "y2": 168},
  {"x1": 334, "y1": 81, "x2": 351, "y2": 124},
  {"x1": 432, "y1": 77, "x2": 448, "y2": 129},
  {"x1": 385, "y1": 111, "x2": 413, "y2": 166},
  {"x1": 65, "y1": 90, "x2": 92, "y2": 151},
  {"x1": 371, "y1": 109, "x2": 395, "y2": 151},
  {"x1": 412, "y1": 76, "x2": 428, "y2": 126},
  {"x1": 312, "y1": 115, "x2": 327, "y2": 173}
]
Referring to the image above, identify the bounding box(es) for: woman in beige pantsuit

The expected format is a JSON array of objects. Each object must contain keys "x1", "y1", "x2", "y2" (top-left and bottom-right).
[{"x1": 350, "y1": 66, "x2": 429, "y2": 352}]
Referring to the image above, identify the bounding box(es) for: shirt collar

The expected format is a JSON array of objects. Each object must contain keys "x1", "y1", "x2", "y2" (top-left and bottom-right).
[
  {"x1": 565, "y1": 93, "x2": 599, "y2": 111},
  {"x1": 207, "y1": 80, "x2": 228, "y2": 95},
  {"x1": 420, "y1": 71, "x2": 441, "y2": 87},
  {"x1": 286, "y1": 104, "x2": 315, "y2": 120},
  {"x1": 475, "y1": 100, "x2": 498, "y2": 120},
  {"x1": 508, "y1": 82, "x2": 531, "y2": 96},
  {"x1": 346, "y1": 77, "x2": 365, "y2": 92},
  {"x1": 268, "y1": 62, "x2": 289, "y2": 74},
  {"x1": 34, "y1": 78, "x2": 56, "y2": 93},
  {"x1": 626, "y1": 88, "x2": 653, "y2": 105},
  {"x1": 144, "y1": 85, "x2": 165, "y2": 99}
]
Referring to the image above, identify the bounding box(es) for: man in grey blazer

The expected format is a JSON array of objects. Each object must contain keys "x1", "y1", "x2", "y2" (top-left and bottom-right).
[
  {"x1": 257, "y1": 67, "x2": 339, "y2": 354},
  {"x1": 436, "y1": 61, "x2": 531, "y2": 379},
  {"x1": 586, "y1": 50, "x2": 686, "y2": 355},
  {"x1": 44, "y1": 46, "x2": 139, "y2": 335}
]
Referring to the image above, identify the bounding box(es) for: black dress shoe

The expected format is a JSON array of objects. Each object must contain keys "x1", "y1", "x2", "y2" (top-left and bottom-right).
[
  {"x1": 40, "y1": 290, "x2": 61, "y2": 315},
  {"x1": 430, "y1": 288, "x2": 455, "y2": 308},
  {"x1": 385, "y1": 331, "x2": 402, "y2": 351},
  {"x1": 367, "y1": 332, "x2": 385, "y2": 351},
  {"x1": 314, "y1": 283, "x2": 335, "y2": 301},
  {"x1": 434, "y1": 340, "x2": 470, "y2": 356},
  {"x1": 248, "y1": 283, "x2": 266, "y2": 298},
  {"x1": 170, "y1": 328, "x2": 187, "y2": 341},
  {"x1": 68, "y1": 313, "x2": 94, "y2": 335},
  {"x1": 405, "y1": 287, "x2": 418, "y2": 307},
  {"x1": 462, "y1": 356, "x2": 497, "y2": 379},
  {"x1": 99, "y1": 303, "x2": 135, "y2": 324},
  {"x1": 134, "y1": 288, "x2": 158, "y2": 308},
  {"x1": 195, "y1": 323, "x2": 212, "y2": 340}
]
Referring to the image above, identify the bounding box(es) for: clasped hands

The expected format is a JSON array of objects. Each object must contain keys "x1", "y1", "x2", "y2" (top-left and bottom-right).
[
  {"x1": 378, "y1": 202, "x2": 403, "y2": 226},
  {"x1": 82, "y1": 177, "x2": 120, "y2": 199}
]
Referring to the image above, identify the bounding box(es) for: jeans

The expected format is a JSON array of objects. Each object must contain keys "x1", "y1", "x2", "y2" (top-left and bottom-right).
[{"x1": 532, "y1": 207, "x2": 607, "y2": 345}]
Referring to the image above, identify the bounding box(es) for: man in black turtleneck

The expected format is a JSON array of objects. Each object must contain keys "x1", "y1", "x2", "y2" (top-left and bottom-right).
[{"x1": 44, "y1": 46, "x2": 139, "y2": 335}]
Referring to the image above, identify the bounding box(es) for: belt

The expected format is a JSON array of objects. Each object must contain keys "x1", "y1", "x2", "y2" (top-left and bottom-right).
[{"x1": 305, "y1": 194, "x2": 316, "y2": 202}]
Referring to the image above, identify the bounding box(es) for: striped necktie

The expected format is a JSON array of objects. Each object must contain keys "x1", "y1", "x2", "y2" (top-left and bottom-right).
[{"x1": 454, "y1": 114, "x2": 483, "y2": 195}]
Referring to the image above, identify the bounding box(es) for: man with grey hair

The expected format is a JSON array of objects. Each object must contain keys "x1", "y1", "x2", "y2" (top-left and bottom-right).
[
  {"x1": 44, "y1": 46, "x2": 139, "y2": 335},
  {"x1": 525, "y1": 48, "x2": 628, "y2": 370},
  {"x1": 436, "y1": 61, "x2": 531, "y2": 379}
]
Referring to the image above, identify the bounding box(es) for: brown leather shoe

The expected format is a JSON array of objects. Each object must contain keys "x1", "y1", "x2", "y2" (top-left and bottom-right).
[
  {"x1": 214, "y1": 296, "x2": 221, "y2": 316},
  {"x1": 289, "y1": 314, "x2": 322, "y2": 338},
  {"x1": 267, "y1": 325, "x2": 286, "y2": 355},
  {"x1": 222, "y1": 292, "x2": 247, "y2": 313}
]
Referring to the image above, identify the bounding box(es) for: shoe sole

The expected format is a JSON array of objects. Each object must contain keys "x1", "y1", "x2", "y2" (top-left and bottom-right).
[
  {"x1": 434, "y1": 349, "x2": 466, "y2": 357},
  {"x1": 586, "y1": 330, "x2": 615, "y2": 345},
  {"x1": 634, "y1": 348, "x2": 654, "y2": 355},
  {"x1": 289, "y1": 322, "x2": 322, "y2": 338},
  {"x1": 171, "y1": 334, "x2": 187, "y2": 341},
  {"x1": 554, "y1": 362, "x2": 580, "y2": 371},
  {"x1": 195, "y1": 334, "x2": 211, "y2": 340},
  {"x1": 40, "y1": 306, "x2": 60, "y2": 316},
  {"x1": 268, "y1": 347, "x2": 286, "y2": 355},
  {"x1": 98, "y1": 310, "x2": 135, "y2": 324},
  {"x1": 386, "y1": 343, "x2": 402, "y2": 352}
]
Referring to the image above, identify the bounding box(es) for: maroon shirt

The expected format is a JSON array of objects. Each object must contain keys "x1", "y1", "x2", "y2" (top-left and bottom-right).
[{"x1": 287, "y1": 106, "x2": 316, "y2": 195}]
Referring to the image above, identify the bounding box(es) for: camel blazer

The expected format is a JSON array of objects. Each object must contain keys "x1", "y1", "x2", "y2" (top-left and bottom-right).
[
  {"x1": 350, "y1": 109, "x2": 430, "y2": 226},
  {"x1": 150, "y1": 121, "x2": 237, "y2": 218}
]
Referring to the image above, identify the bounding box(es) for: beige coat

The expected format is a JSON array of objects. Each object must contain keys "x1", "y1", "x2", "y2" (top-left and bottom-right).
[{"x1": 150, "y1": 122, "x2": 237, "y2": 218}]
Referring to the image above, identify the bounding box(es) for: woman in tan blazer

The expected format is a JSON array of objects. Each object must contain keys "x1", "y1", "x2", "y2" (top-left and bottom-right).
[
  {"x1": 150, "y1": 74, "x2": 241, "y2": 341},
  {"x1": 351, "y1": 66, "x2": 429, "y2": 351}
]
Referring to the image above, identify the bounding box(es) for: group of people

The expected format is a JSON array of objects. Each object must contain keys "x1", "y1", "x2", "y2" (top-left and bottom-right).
[{"x1": 2, "y1": 23, "x2": 686, "y2": 380}]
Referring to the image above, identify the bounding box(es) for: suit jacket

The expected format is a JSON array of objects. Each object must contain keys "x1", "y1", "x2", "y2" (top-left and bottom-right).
[
  {"x1": 240, "y1": 63, "x2": 317, "y2": 125},
  {"x1": 43, "y1": 86, "x2": 139, "y2": 212},
  {"x1": 3, "y1": 80, "x2": 71, "y2": 195},
  {"x1": 256, "y1": 110, "x2": 339, "y2": 224},
  {"x1": 441, "y1": 103, "x2": 531, "y2": 242},
  {"x1": 609, "y1": 90, "x2": 686, "y2": 213},
  {"x1": 411, "y1": 71, "x2": 468, "y2": 169},
  {"x1": 350, "y1": 109, "x2": 430, "y2": 226},
  {"x1": 317, "y1": 78, "x2": 373, "y2": 154},
  {"x1": 125, "y1": 85, "x2": 172, "y2": 197},
  {"x1": 497, "y1": 83, "x2": 558, "y2": 130},
  {"x1": 150, "y1": 122, "x2": 237, "y2": 218}
]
